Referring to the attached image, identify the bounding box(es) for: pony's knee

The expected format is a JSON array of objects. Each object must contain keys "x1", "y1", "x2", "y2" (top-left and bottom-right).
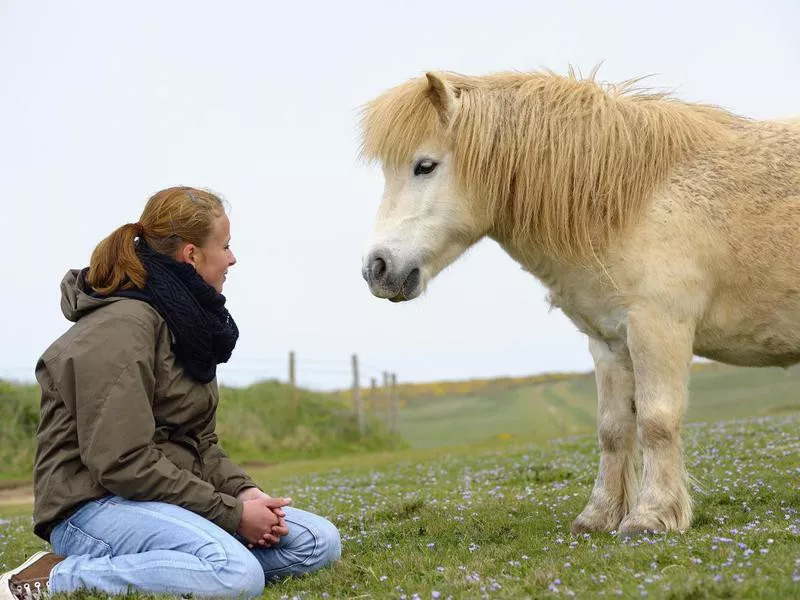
[
  {"x1": 637, "y1": 406, "x2": 681, "y2": 449},
  {"x1": 598, "y1": 418, "x2": 635, "y2": 453}
]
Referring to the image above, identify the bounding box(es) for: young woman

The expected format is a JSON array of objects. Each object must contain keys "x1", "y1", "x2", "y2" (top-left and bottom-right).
[{"x1": 1, "y1": 187, "x2": 340, "y2": 599}]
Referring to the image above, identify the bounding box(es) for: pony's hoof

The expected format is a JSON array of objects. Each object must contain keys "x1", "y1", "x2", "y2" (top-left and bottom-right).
[
  {"x1": 571, "y1": 504, "x2": 624, "y2": 534},
  {"x1": 618, "y1": 510, "x2": 683, "y2": 535}
]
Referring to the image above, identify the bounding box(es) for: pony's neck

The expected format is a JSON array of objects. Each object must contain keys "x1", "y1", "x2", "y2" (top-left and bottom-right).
[
  {"x1": 464, "y1": 75, "x2": 738, "y2": 264},
  {"x1": 488, "y1": 229, "x2": 569, "y2": 288}
]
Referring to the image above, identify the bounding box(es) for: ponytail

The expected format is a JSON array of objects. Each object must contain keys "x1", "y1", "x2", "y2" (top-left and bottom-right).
[
  {"x1": 86, "y1": 186, "x2": 225, "y2": 295},
  {"x1": 86, "y1": 222, "x2": 147, "y2": 295}
]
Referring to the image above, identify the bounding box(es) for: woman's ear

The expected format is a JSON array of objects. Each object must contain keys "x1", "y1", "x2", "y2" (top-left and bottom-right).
[{"x1": 176, "y1": 242, "x2": 198, "y2": 266}]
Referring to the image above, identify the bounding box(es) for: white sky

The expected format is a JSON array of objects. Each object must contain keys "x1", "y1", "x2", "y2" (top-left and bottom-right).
[{"x1": 1, "y1": 0, "x2": 798, "y2": 390}]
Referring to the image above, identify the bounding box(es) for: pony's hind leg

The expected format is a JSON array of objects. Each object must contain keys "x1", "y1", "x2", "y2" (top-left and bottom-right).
[
  {"x1": 619, "y1": 308, "x2": 693, "y2": 534},
  {"x1": 572, "y1": 338, "x2": 638, "y2": 534}
]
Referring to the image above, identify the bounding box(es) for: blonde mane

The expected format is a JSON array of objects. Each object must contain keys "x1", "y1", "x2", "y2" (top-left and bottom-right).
[{"x1": 360, "y1": 69, "x2": 745, "y2": 262}]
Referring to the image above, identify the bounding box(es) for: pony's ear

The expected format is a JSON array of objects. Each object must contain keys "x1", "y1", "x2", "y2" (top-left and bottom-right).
[{"x1": 425, "y1": 72, "x2": 458, "y2": 125}]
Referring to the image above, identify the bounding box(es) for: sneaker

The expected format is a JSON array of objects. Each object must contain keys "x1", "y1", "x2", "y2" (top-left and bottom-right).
[{"x1": 0, "y1": 551, "x2": 65, "y2": 600}]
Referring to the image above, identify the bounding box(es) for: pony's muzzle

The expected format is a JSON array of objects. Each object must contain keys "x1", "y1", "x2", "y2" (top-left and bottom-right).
[{"x1": 362, "y1": 248, "x2": 422, "y2": 302}]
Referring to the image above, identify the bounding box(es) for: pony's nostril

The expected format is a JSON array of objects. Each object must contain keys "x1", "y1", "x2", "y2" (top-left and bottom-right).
[{"x1": 371, "y1": 257, "x2": 387, "y2": 281}]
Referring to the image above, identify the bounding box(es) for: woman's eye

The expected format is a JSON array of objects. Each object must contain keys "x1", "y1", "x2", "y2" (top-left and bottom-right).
[{"x1": 413, "y1": 159, "x2": 438, "y2": 176}]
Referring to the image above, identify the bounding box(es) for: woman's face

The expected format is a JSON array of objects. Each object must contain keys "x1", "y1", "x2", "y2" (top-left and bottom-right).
[{"x1": 178, "y1": 214, "x2": 237, "y2": 292}]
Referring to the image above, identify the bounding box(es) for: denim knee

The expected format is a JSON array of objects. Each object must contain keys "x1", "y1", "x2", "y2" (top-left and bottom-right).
[
  {"x1": 199, "y1": 539, "x2": 264, "y2": 597},
  {"x1": 281, "y1": 515, "x2": 341, "y2": 572},
  {"x1": 315, "y1": 517, "x2": 342, "y2": 567}
]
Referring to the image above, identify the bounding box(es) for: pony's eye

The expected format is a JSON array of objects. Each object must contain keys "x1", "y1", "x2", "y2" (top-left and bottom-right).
[{"x1": 413, "y1": 159, "x2": 438, "y2": 176}]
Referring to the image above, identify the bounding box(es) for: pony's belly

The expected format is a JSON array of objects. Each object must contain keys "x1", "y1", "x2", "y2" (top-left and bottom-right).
[
  {"x1": 695, "y1": 304, "x2": 800, "y2": 368},
  {"x1": 693, "y1": 343, "x2": 800, "y2": 368}
]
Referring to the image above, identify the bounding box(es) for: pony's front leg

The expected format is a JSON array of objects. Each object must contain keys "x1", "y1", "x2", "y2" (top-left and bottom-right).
[
  {"x1": 619, "y1": 309, "x2": 694, "y2": 534},
  {"x1": 572, "y1": 338, "x2": 638, "y2": 533}
]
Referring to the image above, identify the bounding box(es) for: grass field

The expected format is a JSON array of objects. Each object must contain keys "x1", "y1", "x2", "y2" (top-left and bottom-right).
[
  {"x1": 2, "y1": 362, "x2": 799, "y2": 598},
  {"x1": 1, "y1": 413, "x2": 798, "y2": 599}
]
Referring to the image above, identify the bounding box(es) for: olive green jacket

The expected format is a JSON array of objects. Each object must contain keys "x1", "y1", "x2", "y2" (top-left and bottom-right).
[{"x1": 32, "y1": 269, "x2": 256, "y2": 541}]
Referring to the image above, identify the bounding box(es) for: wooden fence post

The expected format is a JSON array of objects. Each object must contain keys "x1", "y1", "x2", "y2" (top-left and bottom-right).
[
  {"x1": 352, "y1": 354, "x2": 364, "y2": 435},
  {"x1": 369, "y1": 377, "x2": 377, "y2": 415},
  {"x1": 390, "y1": 372, "x2": 398, "y2": 433},
  {"x1": 289, "y1": 350, "x2": 297, "y2": 420},
  {"x1": 383, "y1": 371, "x2": 390, "y2": 428}
]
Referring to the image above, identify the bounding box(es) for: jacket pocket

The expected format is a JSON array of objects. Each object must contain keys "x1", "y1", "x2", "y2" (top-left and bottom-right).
[{"x1": 56, "y1": 522, "x2": 113, "y2": 558}]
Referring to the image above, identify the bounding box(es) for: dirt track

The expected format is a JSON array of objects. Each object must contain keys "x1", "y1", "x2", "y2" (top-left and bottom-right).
[{"x1": 0, "y1": 485, "x2": 33, "y2": 507}]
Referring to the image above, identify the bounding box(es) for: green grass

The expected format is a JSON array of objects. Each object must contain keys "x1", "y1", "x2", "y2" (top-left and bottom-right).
[
  {"x1": 0, "y1": 381, "x2": 40, "y2": 478},
  {"x1": 0, "y1": 379, "x2": 405, "y2": 480},
  {"x1": 3, "y1": 363, "x2": 800, "y2": 597},
  {"x1": 2, "y1": 413, "x2": 798, "y2": 598},
  {"x1": 395, "y1": 363, "x2": 800, "y2": 449}
]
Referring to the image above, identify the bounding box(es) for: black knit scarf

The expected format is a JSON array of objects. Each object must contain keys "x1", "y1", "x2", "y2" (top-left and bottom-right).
[{"x1": 113, "y1": 240, "x2": 239, "y2": 383}]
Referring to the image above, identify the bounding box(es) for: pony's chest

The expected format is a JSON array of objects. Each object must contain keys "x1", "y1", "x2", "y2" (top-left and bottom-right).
[
  {"x1": 500, "y1": 241, "x2": 629, "y2": 343},
  {"x1": 547, "y1": 283, "x2": 628, "y2": 343}
]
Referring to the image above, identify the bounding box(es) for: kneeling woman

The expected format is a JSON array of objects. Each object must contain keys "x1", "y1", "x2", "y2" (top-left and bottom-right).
[{"x1": 1, "y1": 187, "x2": 340, "y2": 599}]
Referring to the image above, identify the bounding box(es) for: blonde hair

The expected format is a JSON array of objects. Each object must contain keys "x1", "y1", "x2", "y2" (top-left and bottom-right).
[
  {"x1": 87, "y1": 186, "x2": 225, "y2": 294},
  {"x1": 360, "y1": 69, "x2": 744, "y2": 262}
]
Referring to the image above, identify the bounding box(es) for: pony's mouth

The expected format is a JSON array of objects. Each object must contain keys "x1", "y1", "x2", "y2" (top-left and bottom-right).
[{"x1": 388, "y1": 268, "x2": 421, "y2": 302}]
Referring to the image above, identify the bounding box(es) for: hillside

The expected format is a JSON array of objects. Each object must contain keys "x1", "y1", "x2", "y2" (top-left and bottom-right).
[{"x1": 389, "y1": 362, "x2": 800, "y2": 448}]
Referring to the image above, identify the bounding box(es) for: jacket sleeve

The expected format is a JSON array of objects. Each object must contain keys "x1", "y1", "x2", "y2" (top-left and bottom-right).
[
  {"x1": 51, "y1": 312, "x2": 244, "y2": 534},
  {"x1": 198, "y1": 414, "x2": 258, "y2": 498}
]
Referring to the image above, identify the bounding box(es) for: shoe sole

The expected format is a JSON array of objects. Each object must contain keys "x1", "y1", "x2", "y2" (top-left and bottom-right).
[{"x1": 0, "y1": 551, "x2": 50, "y2": 600}]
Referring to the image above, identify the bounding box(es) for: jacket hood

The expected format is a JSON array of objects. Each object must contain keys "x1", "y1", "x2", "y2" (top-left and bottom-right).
[{"x1": 59, "y1": 268, "x2": 125, "y2": 322}]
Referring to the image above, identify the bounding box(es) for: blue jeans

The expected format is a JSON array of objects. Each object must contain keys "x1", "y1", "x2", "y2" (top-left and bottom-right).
[{"x1": 47, "y1": 496, "x2": 341, "y2": 597}]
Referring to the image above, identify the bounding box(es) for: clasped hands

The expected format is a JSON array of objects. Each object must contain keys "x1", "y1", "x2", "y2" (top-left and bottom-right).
[{"x1": 236, "y1": 487, "x2": 292, "y2": 548}]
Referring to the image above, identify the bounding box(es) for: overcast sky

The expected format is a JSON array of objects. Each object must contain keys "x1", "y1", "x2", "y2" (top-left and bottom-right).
[{"x1": 2, "y1": 0, "x2": 798, "y2": 390}]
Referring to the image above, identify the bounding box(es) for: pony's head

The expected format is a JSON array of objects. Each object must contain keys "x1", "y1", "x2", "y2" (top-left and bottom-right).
[
  {"x1": 359, "y1": 69, "x2": 738, "y2": 301},
  {"x1": 359, "y1": 72, "x2": 485, "y2": 302}
]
